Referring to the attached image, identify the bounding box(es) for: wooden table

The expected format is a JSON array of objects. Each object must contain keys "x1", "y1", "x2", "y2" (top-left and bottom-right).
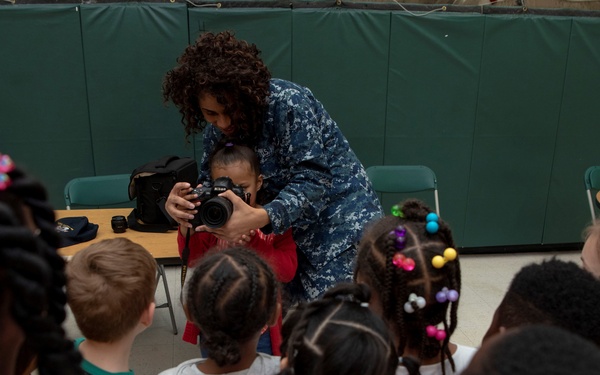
[
  {"x1": 56, "y1": 208, "x2": 180, "y2": 334},
  {"x1": 56, "y1": 208, "x2": 180, "y2": 263}
]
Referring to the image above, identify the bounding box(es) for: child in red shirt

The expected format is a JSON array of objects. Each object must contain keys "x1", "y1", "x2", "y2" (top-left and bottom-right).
[{"x1": 178, "y1": 140, "x2": 297, "y2": 355}]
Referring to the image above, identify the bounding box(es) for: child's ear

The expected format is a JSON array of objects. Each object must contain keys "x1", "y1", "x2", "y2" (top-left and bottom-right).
[
  {"x1": 257, "y1": 174, "x2": 263, "y2": 191},
  {"x1": 141, "y1": 302, "x2": 155, "y2": 328},
  {"x1": 268, "y1": 302, "x2": 282, "y2": 327}
]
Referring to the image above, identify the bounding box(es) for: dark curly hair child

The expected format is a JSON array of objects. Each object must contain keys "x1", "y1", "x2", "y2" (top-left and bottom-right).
[
  {"x1": 159, "y1": 246, "x2": 281, "y2": 375},
  {"x1": 0, "y1": 153, "x2": 82, "y2": 375},
  {"x1": 278, "y1": 282, "x2": 398, "y2": 375},
  {"x1": 463, "y1": 325, "x2": 600, "y2": 375},
  {"x1": 482, "y1": 257, "x2": 600, "y2": 346},
  {"x1": 354, "y1": 198, "x2": 476, "y2": 375}
]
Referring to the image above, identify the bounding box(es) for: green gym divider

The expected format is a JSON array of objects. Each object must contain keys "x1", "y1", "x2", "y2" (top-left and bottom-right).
[
  {"x1": 79, "y1": 3, "x2": 193, "y2": 176},
  {"x1": 463, "y1": 15, "x2": 572, "y2": 247},
  {"x1": 291, "y1": 9, "x2": 391, "y2": 168},
  {"x1": 2, "y1": 4, "x2": 600, "y2": 248},
  {"x1": 0, "y1": 5, "x2": 91, "y2": 207},
  {"x1": 543, "y1": 17, "x2": 600, "y2": 244},
  {"x1": 384, "y1": 13, "x2": 486, "y2": 243}
]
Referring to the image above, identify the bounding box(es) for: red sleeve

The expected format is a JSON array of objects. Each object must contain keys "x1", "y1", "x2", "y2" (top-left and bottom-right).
[
  {"x1": 248, "y1": 228, "x2": 297, "y2": 283},
  {"x1": 177, "y1": 228, "x2": 218, "y2": 268}
]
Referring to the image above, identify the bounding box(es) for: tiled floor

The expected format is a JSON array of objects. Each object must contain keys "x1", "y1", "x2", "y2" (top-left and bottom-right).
[{"x1": 63, "y1": 250, "x2": 582, "y2": 375}]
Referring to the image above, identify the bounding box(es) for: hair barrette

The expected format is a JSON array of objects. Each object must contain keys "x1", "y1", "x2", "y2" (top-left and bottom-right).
[
  {"x1": 393, "y1": 253, "x2": 415, "y2": 271},
  {"x1": 431, "y1": 248, "x2": 457, "y2": 269},
  {"x1": 435, "y1": 287, "x2": 459, "y2": 303},
  {"x1": 360, "y1": 302, "x2": 369, "y2": 308},
  {"x1": 391, "y1": 204, "x2": 405, "y2": 218},
  {"x1": 390, "y1": 225, "x2": 407, "y2": 250},
  {"x1": 404, "y1": 293, "x2": 426, "y2": 313},
  {"x1": 0, "y1": 154, "x2": 15, "y2": 174},
  {"x1": 225, "y1": 142, "x2": 234, "y2": 147},
  {"x1": 0, "y1": 154, "x2": 14, "y2": 191},
  {"x1": 425, "y1": 212, "x2": 439, "y2": 234},
  {"x1": 0, "y1": 173, "x2": 11, "y2": 191},
  {"x1": 426, "y1": 325, "x2": 447, "y2": 341}
]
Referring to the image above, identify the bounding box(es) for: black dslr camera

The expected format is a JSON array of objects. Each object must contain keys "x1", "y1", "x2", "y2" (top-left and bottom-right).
[{"x1": 190, "y1": 176, "x2": 249, "y2": 228}]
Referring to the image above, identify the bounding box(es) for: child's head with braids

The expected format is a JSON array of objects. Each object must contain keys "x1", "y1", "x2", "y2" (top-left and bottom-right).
[
  {"x1": 278, "y1": 282, "x2": 398, "y2": 375},
  {"x1": 355, "y1": 198, "x2": 470, "y2": 375},
  {"x1": 180, "y1": 246, "x2": 280, "y2": 373},
  {"x1": 0, "y1": 154, "x2": 82, "y2": 375}
]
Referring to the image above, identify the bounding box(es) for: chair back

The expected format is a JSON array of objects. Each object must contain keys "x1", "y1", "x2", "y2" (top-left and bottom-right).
[
  {"x1": 64, "y1": 174, "x2": 134, "y2": 209},
  {"x1": 367, "y1": 165, "x2": 440, "y2": 215},
  {"x1": 584, "y1": 166, "x2": 600, "y2": 223}
]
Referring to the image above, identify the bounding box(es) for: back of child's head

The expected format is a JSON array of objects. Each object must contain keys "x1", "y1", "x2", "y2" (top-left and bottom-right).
[
  {"x1": 490, "y1": 257, "x2": 600, "y2": 346},
  {"x1": 279, "y1": 282, "x2": 398, "y2": 375},
  {"x1": 0, "y1": 154, "x2": 82, "y2": 375},
  {"x1": 209, "y1": 139, "x2": 260, "y2": 175},
  {"x1": 463, "y1": 324, "x2": 600, "y2": 375},
  {"x1": 66, "y1": 238, "x2": 157, "y2": 342},
  {"x1": 185, "y1": 246, "x2": 278, "y2": 366},
  {"x1": 355, "y1": 199, "x2": 461, "y2": 372}
]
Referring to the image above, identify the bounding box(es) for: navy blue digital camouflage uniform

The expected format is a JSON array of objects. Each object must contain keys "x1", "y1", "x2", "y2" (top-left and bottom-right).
[{"x1": 199, "y1": 78, "x2": 383, "y2": 300}]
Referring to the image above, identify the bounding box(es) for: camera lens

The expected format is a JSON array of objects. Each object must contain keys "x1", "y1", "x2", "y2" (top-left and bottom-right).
[
  {"x1": 111, "y1": 215, "x2": 128, "y2": 233},
  {"x1": 198, "y1": 196, "x2": 233, "y2": 228}
]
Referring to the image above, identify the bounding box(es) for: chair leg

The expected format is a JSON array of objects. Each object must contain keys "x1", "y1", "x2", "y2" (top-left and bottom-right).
[{"x1": 155, "y1": 264, "x2": 178, "y2": 335}]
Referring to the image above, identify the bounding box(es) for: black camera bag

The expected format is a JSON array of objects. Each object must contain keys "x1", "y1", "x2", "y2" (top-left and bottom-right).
[{"x1": 127, "y1": 155, "x2": 198, "y2": 232}]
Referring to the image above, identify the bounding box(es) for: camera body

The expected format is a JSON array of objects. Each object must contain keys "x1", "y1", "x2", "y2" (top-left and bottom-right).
[{"x1": 190, "y1": 176, "x2": 249, "y2": 228}]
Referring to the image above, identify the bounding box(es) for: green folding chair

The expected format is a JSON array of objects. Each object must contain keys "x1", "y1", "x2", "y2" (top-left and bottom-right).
[
  {"x1": 366, "y1": 165, "x2": 440, "y2": 215},
  {"x1": 64, "y1": 174, "x2": 134, "y2": 209},
  {"x1": 584, "y1": 166, "x2": 600, "y2": 223}
]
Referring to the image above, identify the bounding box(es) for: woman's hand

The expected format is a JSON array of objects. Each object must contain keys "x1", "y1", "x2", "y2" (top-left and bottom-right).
[
  {"x1": 196, "y1": 190, "x2": 269, "y2": 244},
  {"x1": 165, "y1": 182, "x2": 200, "y2": 229}
]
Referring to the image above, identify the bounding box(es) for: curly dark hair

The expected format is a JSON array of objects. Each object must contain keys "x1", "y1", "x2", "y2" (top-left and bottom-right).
[
  {"x1": 0, "y1": 158, "x2": 82, "y2": 375},
  {"x1": 163, "y1": 31, "x2": 272, "y2": 145},
  {"x1": 354, "y1": 199, "x2": 462, "y2": 375},
  {"x1": 185, "y1": 246, "x2": 278, "y2": 367},
  {"x1": 462, "y1": 325, "x2": 600, "y2": 375},
  {"x1": 492, "y1": 257, "x2": 600, "y2": 346},
  {"x1": 279, "y1": 283, "x2": 398, "y2": 375}
]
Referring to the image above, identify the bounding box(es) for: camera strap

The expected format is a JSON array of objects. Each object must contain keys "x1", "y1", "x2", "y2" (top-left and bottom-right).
[{"x1": 180, "y1": 228, "x2": 191, "y2": 304}]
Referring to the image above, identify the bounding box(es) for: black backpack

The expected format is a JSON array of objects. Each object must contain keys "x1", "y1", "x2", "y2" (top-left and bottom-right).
[{"x1": 127, "y1": 155, "x2": 198, "y2": 232}]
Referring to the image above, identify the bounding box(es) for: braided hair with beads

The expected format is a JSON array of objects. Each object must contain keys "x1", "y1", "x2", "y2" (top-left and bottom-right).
[
  {"x1": 279, "y1": 282, "x2": 398, "y2": 375},
  {"x1": 0, "y1": 154, "x2": 82, "y2": 375},
  {"x1": 355, "y1": 199, "x2": 462, "y2": 375},
  {"x1": 185, "y1": 246, "x2": 279, "y2": 367}
]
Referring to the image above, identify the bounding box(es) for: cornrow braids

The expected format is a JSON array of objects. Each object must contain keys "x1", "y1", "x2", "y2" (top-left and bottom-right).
[
  {"x1": 185, "y1": 246, "x2": 278, "y2": 367},
  {"x1": 355, "y1": 199, "x2": 462, "y2": 375},
  {"x1": 280, "y1": 283, "x2": 398, "y2": 375},
  {"x1": 163, "y1": 30, "x2": 272, "y2": 145},
  {"x1": 0, "y1": 160, "x2": 82, "y2": 375}
]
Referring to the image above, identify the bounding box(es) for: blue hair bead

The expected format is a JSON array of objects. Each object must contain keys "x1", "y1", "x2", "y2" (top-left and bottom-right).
[{"x1": 426, "y1": 221, "x2": 439, "y2": 234}]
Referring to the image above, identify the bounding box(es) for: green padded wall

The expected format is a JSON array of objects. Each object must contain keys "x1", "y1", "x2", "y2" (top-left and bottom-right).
[
  {"x1": 2, "y1": 5, "x2": 600, "y2": 248},
  {"x1": 543, "y1": 17, "x2": 600, "y2": 244},
  {"x1": 385, "y1": 13, "x2": 485, "y2": 243},
  {"x1": 463, "y1": 15, "x2": 572, "y2": 247},
  {"x1": 80, "y1": 3, "x2": 193, "y2": 178},
  {"x1": 0, "y1": 5, "x2": 91, "y2": 207},
  {"x1": 292, "y1": 9, "x2": 390, "y2": 168}
]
